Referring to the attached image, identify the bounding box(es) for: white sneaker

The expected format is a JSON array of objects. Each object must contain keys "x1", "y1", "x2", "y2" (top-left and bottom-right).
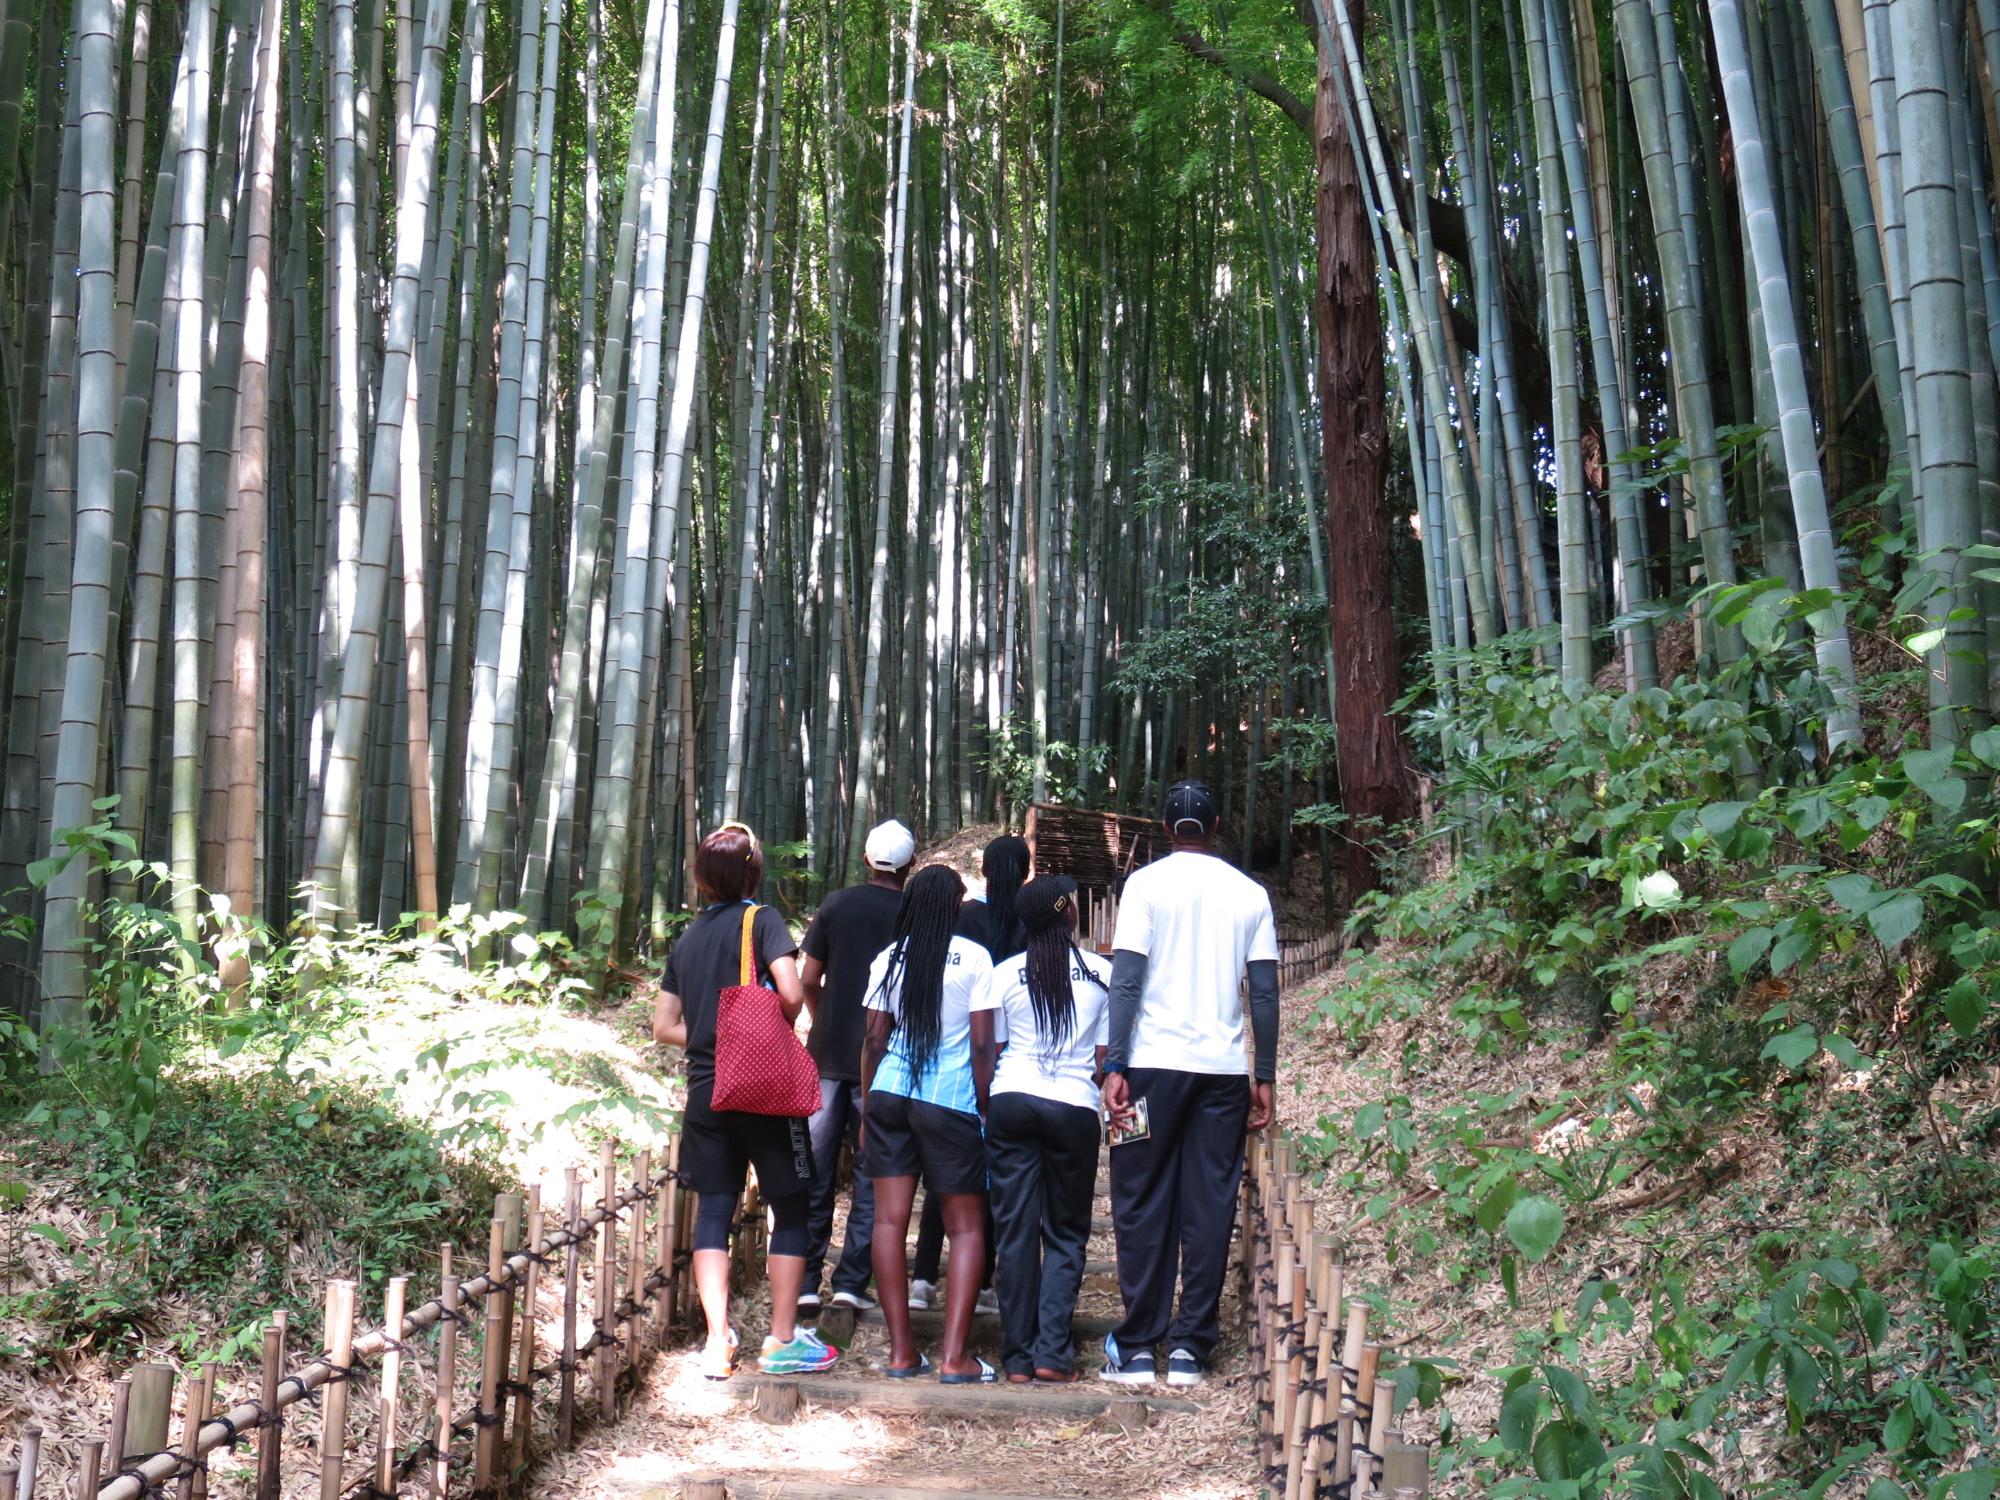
[
  {"x1": 975, "y1": 1288, "x2": 999, "y2": 1315},
  {"x1": 830, "y1": 1289, "x2": 878, "y2": 1311},
  {"x1": 907, "y1": 1279, "x2": 936, "y2": 1310}
]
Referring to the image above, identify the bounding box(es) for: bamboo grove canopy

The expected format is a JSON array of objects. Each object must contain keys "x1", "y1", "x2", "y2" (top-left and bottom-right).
[{"x1": 0, "y1": 0, "x2": 1994, "y2": 1027}]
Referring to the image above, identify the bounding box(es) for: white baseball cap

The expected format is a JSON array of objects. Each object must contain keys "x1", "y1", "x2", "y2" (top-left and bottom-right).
[{"x1": 863, "y1": 819, "x2": 917, "y2": 872}]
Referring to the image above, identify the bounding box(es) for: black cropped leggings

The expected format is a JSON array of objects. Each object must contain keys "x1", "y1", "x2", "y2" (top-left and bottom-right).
[{"x1": 695, "y1": 1190, "x2": 809, "y2": 1257}]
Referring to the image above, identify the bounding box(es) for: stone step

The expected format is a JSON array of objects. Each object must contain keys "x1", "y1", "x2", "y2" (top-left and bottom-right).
[
  {"x1": 720, "y1": 1370, "x2": 1194, "y2": 1421},
  {"x1": 676, "y1": 1480, "x2": 1103, "y2": 1500}
]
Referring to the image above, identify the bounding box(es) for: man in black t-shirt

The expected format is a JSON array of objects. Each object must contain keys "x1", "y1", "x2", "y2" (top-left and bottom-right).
[{"x1": 797, "y1": 819, "x2": 916, "y2": 1312}]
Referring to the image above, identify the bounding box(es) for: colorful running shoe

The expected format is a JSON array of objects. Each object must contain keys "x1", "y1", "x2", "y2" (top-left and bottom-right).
[{"x1": 759, "y1": 1330, "x2": 840, "y2": 1374}]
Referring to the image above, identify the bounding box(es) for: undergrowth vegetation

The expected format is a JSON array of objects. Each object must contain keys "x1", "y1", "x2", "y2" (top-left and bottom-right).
[
  {"x1": 0, "y1": 849, "x2": 671, "y2": 1368},
  {"x1": 1304, "y1": 586, "x2": 2000, "y2": 1498}
]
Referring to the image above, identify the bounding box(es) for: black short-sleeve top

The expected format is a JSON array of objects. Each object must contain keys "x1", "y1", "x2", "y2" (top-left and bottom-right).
[{"x1": 662, "y1": 901, "x2": 799, "y2": 1089}]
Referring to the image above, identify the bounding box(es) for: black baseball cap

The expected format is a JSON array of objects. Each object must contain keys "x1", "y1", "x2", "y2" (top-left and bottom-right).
[
  {"x1": 1163, "y1": 779, "x2": 1219, "y2": 835},
  {"x1": 1016, "y1": 874, "x2": 1079, "y2": 934}
]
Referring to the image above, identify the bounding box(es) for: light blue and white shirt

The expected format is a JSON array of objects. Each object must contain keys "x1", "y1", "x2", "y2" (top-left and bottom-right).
[{"x1": 864, "y1": 934, "x2": 994, "y2": 1117}]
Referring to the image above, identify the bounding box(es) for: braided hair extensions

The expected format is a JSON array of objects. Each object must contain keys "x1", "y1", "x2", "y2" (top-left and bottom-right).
[
  {"x1": 979, "y1": 835, "x2": 1031, "y2": 960},
  {"x1": 1016, "y1": 875, "x2": 1105, "y2": 1066},
  {"x1": 873, "y1": 864, "x2": 967, "y2": 1083}
]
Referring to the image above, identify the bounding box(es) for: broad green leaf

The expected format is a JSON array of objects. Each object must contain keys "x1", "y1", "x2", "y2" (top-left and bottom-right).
[
  {"x1": 1905, "y1": 626, "x2": 1947, "y2": 655},
  {"x1": 1785, "y1": 795, "x2": 1833, "y2": 838},
  {"x1": 1762, "y1": 1024, "x2": 1820, "y2": 1069},
  {"x1": 1354, "y1": 1102, "x2": 1385, "y2": 1140},
  {"x1": 1882, "y1": 1404, "x2": 1914, "y2": 1454},
  {"x1": 1476, "y1": 1175, "x2": 1519, "y2": 1235},
  {"x1": 1823, "y1": 1034, "x2": 1872, "y2": 1071},
  {"x1": 1825, "y1": 873, "x2": 1879, "y2": 912},
  {"x1": 1505, "y1": 1195, "x2": 1565, "y2": 1263},
  {"x1": 1850, "y1": 796, "x2": 1893, "y2": 831},
  {"x1": 1865, "y1": 891, "x2": 1924, "y2": 950},
  {"x1": 1919, "y1": 775, "x2": 1968, "y2": 814},
  {"x1": 1771, "y1": 929, "x2": 1815, "y2": 973},
  {"x1": 1969, "y1": 726, "x2": 2000, "y2": 767},
  {"x1": 1942, "y1": 977, "x2": 1988, "y2": 1040},
  {"x1": 1902, "y1": 746, "x2": 1956, "y2": 789},
  {"x1": 1543, "y1": 1364, "x2": 1594, "y2": 1417},
  {"x1": 1698, "y1": 801, "x2": 1749, "y2": 837},
  {"x1": 1500, "y1": 1377, "x2": 1541, "y2": 1453},
  {"x1": 1728, "y1": 927, "x2": 1776, "y2": 977}
]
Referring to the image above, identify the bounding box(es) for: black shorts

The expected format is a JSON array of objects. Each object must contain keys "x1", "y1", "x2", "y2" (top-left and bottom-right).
[
  {"x1": 681, "y1": 1079, "x2": 816, "y2": 1200},
  {"x1": 862, "y1": 1092, "x2": 987, "y2": 1196}
]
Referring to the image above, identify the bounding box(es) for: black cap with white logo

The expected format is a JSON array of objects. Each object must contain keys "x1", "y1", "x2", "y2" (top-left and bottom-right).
[{"x1": 1163, "y1": 779, "x2": 1219, "y2": 836}]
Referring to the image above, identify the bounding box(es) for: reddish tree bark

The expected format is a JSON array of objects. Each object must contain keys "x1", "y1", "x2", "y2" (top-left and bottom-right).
[{"x1": 1314, "y1": 0, "x2": 1414, "y2": 899}]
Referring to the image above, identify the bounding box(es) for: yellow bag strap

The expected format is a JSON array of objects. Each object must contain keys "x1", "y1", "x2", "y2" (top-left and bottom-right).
[{"x1": 738, "y1": 903, "x2": 759, "y2": 988}]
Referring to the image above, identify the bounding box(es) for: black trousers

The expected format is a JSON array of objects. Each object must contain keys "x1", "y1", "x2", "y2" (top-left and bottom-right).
[
  {"x1": 1107, "y1": 1067, "x2": 1248, "y2": 1363},
  {"x1": 985, "y1": 1093, "x2": 1102, "y2": 1377}
]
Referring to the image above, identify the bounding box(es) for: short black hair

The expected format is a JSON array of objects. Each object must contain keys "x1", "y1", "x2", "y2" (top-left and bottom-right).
[{"x1": 1163, "y1": 779, "x2": 1219, "y2": 836}]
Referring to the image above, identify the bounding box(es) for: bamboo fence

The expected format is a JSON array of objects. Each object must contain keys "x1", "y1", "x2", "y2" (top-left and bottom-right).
[
  {"x1": 9, "y1": 1132, "x2": 728, "y2": 1500},
  {"x1": 1241, "y1": 1130, "x2": 1432, "y2": 1500}
]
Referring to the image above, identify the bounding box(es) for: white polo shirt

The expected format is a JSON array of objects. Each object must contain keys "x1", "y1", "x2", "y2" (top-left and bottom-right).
[
  {"x1": 1111, "y1": 850, "x2": 1278, "y2": 1076},
  {"x1": 972, "y1": 948, "x2": 1113, "y2": 1112}
]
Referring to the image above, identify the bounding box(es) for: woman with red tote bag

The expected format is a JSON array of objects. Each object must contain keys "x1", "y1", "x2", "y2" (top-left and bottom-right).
[{"x1": 653, "y1": 823, "x2": 840, "y2": 1380}]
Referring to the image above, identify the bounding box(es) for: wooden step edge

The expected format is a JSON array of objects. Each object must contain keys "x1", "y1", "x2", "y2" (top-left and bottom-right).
[
  {"x1": 674, "y1": 1479, "x2": 1106, "y2": 1500},
  {"x1": 846, "y1": 1306, "x2": 1119, "y2": 1338},
  {"x1": 723, "y1": 1371, "x2": 1199, "y2": 1420}
]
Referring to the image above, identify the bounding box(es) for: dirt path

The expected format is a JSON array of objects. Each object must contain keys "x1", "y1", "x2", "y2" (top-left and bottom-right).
[{"x1": 534, "y1": 1171, "x2": 1260, "y2": 1500}]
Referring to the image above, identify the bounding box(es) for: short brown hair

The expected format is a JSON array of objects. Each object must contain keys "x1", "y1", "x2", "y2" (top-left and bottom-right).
[{"x1": 694, "y1": 825, "x2": 764, "y2": 903}]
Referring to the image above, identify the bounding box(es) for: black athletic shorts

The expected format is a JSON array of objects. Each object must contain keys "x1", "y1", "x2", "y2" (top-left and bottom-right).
[
  {"x1": 680, "y1": 1079, "x2": 816, "y2": 1200},
  {"x1": 862, "y1": 1092, "x2": 987, "y2": 1196}
]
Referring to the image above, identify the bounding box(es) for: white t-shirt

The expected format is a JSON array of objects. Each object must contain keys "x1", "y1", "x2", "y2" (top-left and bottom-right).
[
  {"x1": 863, "y1": 934, "x2": 994, "y2": 1115},
  {"x1": 1111, "y1": 850, "x2": 1278, "y2": 1075},
  {"x1": 972, "y1": 948, "x2": 1113, "y2": 1112}
]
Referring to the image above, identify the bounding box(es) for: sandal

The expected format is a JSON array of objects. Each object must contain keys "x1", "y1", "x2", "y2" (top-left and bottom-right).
[
  {"x1": 939, "y1": 1356, "x2": 998, "y2": 1385},
  {"x1": 883, "y1": 1354, "x2": 933, "y2": 1379}
]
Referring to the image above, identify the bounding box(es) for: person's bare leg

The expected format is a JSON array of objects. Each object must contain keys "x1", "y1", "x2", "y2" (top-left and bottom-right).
[
  {"x1": 871, "y1": 1176, "x2": 919, "y2": 1369},
  {"x1": 694, "y1": 1248, "x2": 732, "y2": 1359},
  {"x1": 938, "y1": 1192, "x2": 987, "y2": 1377},
  {"x1": 766, "y1": 1254, "x2": 803, "y2": 1343}
]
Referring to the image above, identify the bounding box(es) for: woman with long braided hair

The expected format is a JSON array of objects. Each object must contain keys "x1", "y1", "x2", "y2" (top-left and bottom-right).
[
  {"x1": 970, "y1": 875, "x2": 1112, "y2": 1383},
  {"x1": 859, "y1": 865, "x2": 997, "y2": 1381}
]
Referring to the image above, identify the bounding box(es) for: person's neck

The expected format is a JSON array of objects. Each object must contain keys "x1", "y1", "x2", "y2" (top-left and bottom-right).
[
  {"x1": 1171, "y1": 837, "x2": 1214, "y2": 856},
  {"x1": 866, "y1": 873, "x2": 905, "y2": 891}
]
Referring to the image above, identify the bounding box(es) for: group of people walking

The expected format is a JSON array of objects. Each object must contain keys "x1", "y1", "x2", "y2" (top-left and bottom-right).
[{"x1": 651, "y1": 780, "x2": 1281, "y2": 1388}]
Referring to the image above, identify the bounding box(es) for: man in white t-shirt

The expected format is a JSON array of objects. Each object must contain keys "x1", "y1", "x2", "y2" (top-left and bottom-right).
[{"x1": 1099, "y1": 780, "x2": 1279, "y2": 1387}]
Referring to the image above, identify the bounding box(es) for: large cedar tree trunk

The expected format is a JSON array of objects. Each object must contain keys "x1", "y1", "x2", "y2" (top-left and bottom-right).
[{"x1": 1315, "y1": 0, "x2": 1414, "y2": 900}]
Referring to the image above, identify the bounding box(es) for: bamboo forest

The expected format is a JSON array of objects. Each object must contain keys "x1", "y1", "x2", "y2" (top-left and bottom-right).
[{"x1": 3, "y1": 0, "x2": 2000, "y2": 1491}]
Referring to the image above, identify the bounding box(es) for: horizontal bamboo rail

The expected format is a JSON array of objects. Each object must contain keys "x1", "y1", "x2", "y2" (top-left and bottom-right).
[
  {"x1": 20, "y1": 1132, "x2": 718, "y2": 1500},
  {"x1": 1239, "y1": 1130, "x2": 1431, "y2": 1500}
]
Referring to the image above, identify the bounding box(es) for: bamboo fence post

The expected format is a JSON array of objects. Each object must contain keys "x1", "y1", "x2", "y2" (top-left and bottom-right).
[
  {"x1": 1353, "y1": 1342, "x2": 1383, "y2": 1491},
  {"x1": 71, "y1": 1442, "x2": 100, "y2": 1500},
  {"x1": 1383, "y1": 1442, "x2": 1429, "y2": 1494},
  {"x1": 557, "y1": 1169, "x2": 581, "y2": 1446},
  {"x1": 490, "y1": 1194, "x2": 525, "y2": 1496},
  {"x1": 433, "y1": 1257, "x2": 461, "y2": 1500},
  {"x1": 255, "y1": 1313, "x2": 286, "y2": 1500},
  {"x1": 376, "y1": 1276, "x2": 409, "y2": 1497},
  {"x1": 105, "y1": 1379, "x2": 132, "y2": 1469},
  {"x1": 321, "y1": 1283, "x2": 357, "y2": 1500},
  {"x1": 187, "y1": 1366, "x2": 215, "y2": 1500},
  {"x1": 1282, "y1": 1241, "x2": 1309, "y2": 1496},
  {"x1": 1268, "y1": 1247, "x2": 1295, "y2": 1484},
  {"x1": 1, "y1": 1461, "x2": 17, "y2": 1500},
  {"x1": 15, "y1": 1426, "x2": 38, "y2": 1500},
  {"x1": 1365, "y1": 1362, "x2": 1394, "y2": 1495},
  {"x1": 626, "y1": 1149, "x2": 650, "y2": 1369},
  {"x1": 123, "y1": 1365, "x2": 174, "y2": 1462},
  {"x1": 655, "y1": 1135, "x2": 681, "y2": 1338},
  {"x1": 1333, "y1": 1301, "x2": 1369, "y2": 1493},
  {"x1": 475, "y1": 1216, "x2": 508, "y2": 1492},
  {"x1": 1307, "y1": 1252, "x2": 1343, "y2": 1498},
  {"x1": 1282, "y1": 1270, "x2": 1322, "y2": 1500},
  {"x1": 508, "y1": 1187, "x2": 545, "y2": 1483},
  {"x1": 596, "y1": 1139, "x2": 618, "y2": 1422}
]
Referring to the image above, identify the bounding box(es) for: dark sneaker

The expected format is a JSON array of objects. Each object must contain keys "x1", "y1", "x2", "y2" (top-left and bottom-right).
[
  {"x1": 797, "y1": 1290, "x2": 821, "y2": 1315},
  {"x1": 1166, "y1": 1348, "x2": 1205, "y2": 1387},
  {"x1": 1097, "y1": 1333, "x2": 1156, "y2": 1385}
]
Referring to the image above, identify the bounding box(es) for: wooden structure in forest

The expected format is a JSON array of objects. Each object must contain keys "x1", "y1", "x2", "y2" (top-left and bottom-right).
[{"x1": 1022, "y1": 803, "x2": 1169, "y2": 899}]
